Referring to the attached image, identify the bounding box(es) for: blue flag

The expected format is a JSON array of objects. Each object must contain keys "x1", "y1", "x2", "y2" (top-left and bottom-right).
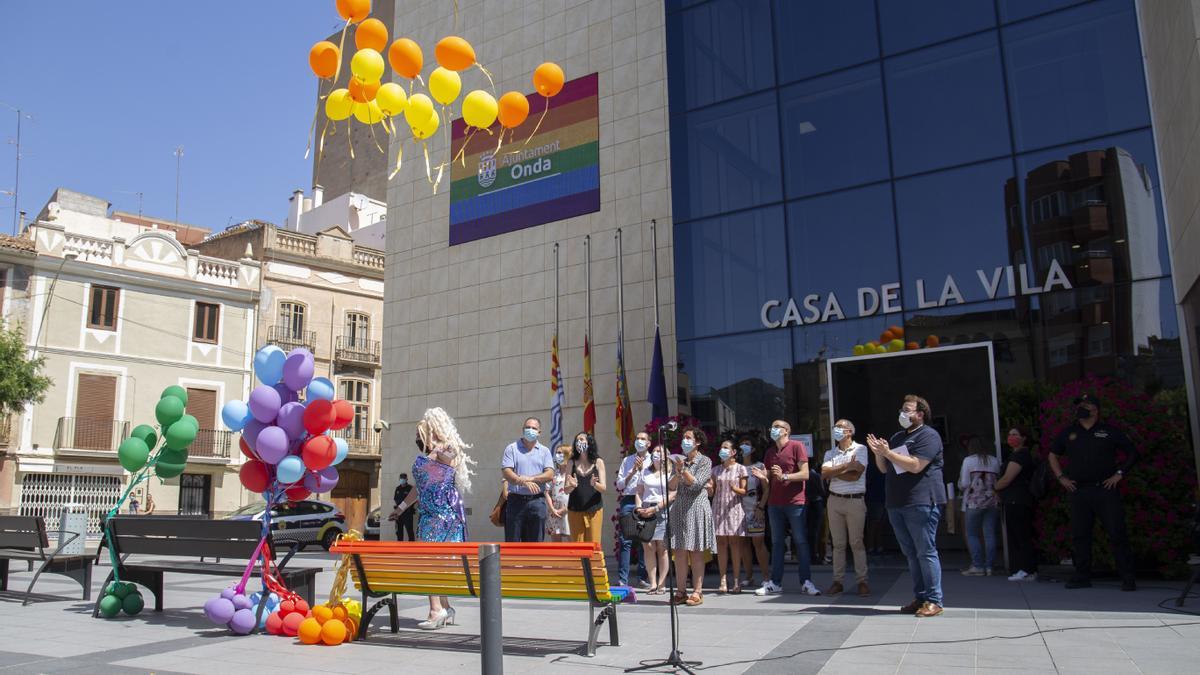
[
  {"x1": 550, "y1": 333, "x2": 565, "y2": 451},
  {"x1": 647, "y1": 327, "x2": 668, "y2": 419}
]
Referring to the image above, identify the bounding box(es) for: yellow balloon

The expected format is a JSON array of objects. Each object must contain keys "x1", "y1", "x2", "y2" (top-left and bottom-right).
[
  {"x1": 325, "y1": 89, "x2": 353, "y2": 121},
  {"x1": 404, "y1": 93, "x2": 434, "y2": 128},
  {"x1": 411, "y1": 107, "x2": 440, "y2": 140},
  {"x1": 888, "y1": 338, "x2": 905, "y2": 352},
  {"x1": 461, "y1": 89, "x2": 498, "y2": 129},
  {"x1": 428, "y1": 67, "x2": 462, "y2": 106},
  {"x1": 376, "y1": 82, "x2": 407, "y2": 117},
  {"x1": 852, "y1": 344, "x2": 865, "y2": 356},
  {"x1": 353, "y1": 100, "x2": 384, "y2": 125},
  {"x1": 350, "y1": 48, "x2": 385, "y2": 83}
]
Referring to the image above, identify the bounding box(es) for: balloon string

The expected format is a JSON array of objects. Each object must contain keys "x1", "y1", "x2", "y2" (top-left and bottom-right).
[
  {"x1": 315, "y1": 119, "x2": 330, "y2": 182},
  {"x1": 476, "y1": 62, "x2": 496, "y2": 96},
  {"x1": 525, "y1": 96, "x2": 550, "y2": 145},
  {"x1": 367, "y1": 118, "x2": 385, "y2": 154},
  {"x1": 333, "y1": 19, "x2": 351, "y2": 86},
  {"x1": 453, "y1": 126, "x2": 478, "y2": 167},
  {"x1": 441, "y1": 106, "x2": 452, "y2": 168},
  {"x1": 424, "y1": 141, "x2": 432, "y2": 184},
  {"x1": 326, "y1": 530, "x2": 361, "y2": 605},
  {"x1": 494, "y1": 127, "x2": 507, "y2": 158},
  {"x1": 102, "y1": 451, "x2": 159, "y2": 583},
  {"x1": 347, "y1": 119, "x2": 355, "y2": 160},
  {"x1": 389, "y1": 137, "x2": 404, "y2": 180}
]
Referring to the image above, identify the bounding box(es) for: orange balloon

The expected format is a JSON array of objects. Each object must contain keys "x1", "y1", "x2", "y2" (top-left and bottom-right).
[
  {"x1": 331, "y1": 605, "x2": 347, "y2": 621},
  {"x1": 343, "y1": 617, "x2": 358, "y2": 641},
  {"x1": 348, "y1": 78, "x2": 379, "y2": 103},
  {"x1": 925, "y1": 334, "x2": 940, "y2": 348},
  {"x1": 309, "y1": 41, "x2": 340, "y2": 79},
  {"x1": 321, "y1": 617, "x2": 348, "y2": 645},
  {"x1": 497, "y1": 91, "x2": 529, "y2": 129},
  {"x1": 889, "y1": 325, "x2": 904, "y2": 337},
  {"x1": 435, "y1": 36, "x2": 475, "y2": 71},
  {"x1": 906, "y1": 341, "x2": 919, "y2": 350},
  {"x1": 336, "y1": 0, "x2": 371, "y2": 23},
  {"x1": 533, "y1": 62, "x2": 565, "y2": 97},
  {"x1": 312, "y1": 605, "x2": 334, "y2": 624},
  {"x1": 298, "y1": 617, "x2": 323, "y2": 644},
  {"x1": 355, "y1": 18, "x2": 388, "y2": 52},
  {"x1": 880, "y1": 330, "x2": 894, "y2": 343},
  {"x1": 388, "y1": 38, "x2": 423, "y2": 79}
]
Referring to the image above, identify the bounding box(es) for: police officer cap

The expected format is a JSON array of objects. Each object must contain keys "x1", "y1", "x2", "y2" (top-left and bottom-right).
[{"x1": 1072, "y1": 393, "x2": 1100, "y2": 405}]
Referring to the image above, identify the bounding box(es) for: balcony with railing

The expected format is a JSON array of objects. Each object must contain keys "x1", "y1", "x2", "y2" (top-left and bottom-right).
[
  {"x1": 332, "y1": 429, "x2": 381, "y2": 457},
  {"x1": 191, "y1": 429, "x2": 233, "y2": 459},
  {"x1": 266, "y1": 324, "x2": 317, "y2": 353},
  {"x1": 335, "y1": 335, "x2": 381, "y2": 366},
  {"x1": 53, "y1": 417, "x2": 130, "y2": 452}
]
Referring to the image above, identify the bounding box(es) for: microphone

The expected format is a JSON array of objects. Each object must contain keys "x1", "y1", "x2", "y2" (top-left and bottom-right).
[{"x1": 661, "y1": 421, "x2": 678, "y2": 431}]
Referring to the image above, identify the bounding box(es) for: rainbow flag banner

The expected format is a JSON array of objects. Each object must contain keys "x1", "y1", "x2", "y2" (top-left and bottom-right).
[{"x1": 449, "y1": 72, "x2": 600, "y2": 245}]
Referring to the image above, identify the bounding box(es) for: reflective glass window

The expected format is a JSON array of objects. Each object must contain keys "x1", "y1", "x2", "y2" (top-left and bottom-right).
[
  {"x1": 895, "y1": 159, "x2": 1019, "y2": 308},
  {"x1": 885, "y1": 33, "x2": 1011, "y2": 176},
  {"x1": 675, "y1": 207, "x2": 788, "y2": 341},
  {"x1": 774, "y1": 0, "x2": 879, "y2": 83},
  {"x1": 670, "y1": 91, "x2": 783, "y2": 221},
  {"x1": 786, "y1": 184, "x2": 899, "y2": 322},
  {"x1": 1015, "y1": 129, "x2": 1169, "y2": 285},
  {"x1": 779, "y1": 65, "x2": 890, "y2": 198},
  {"x1": 665, "y1": 0, "x2": 775, "y2": 111},
  {"x1": 999, "y1": 0, "x2": 1095, "y2": 23},
  {"x1": 677, "y1": 330, "x2": 793, "y2": 430},
  {"x1": 1004, "y1": 0, "x2": 1150, "y2": 153},
  {"x1": 878, "y1": 0, "x2": 996, "y2": 54},
  {"x1": 902, "y1": 298, "x2": 1035, "y2": 375}
]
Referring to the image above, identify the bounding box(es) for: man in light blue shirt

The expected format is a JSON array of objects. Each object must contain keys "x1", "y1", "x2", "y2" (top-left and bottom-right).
[{"x1": 501, "y1": 417, "x2": 555, "y2": 542}]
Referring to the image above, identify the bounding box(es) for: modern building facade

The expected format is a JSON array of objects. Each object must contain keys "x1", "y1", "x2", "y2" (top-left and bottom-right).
[
  {"x1": 380, "y1": 0, "x2": 1198, "y2": 546},
  {"x1": 0, "y1": 188, "x2": 260, "y2": 532}
]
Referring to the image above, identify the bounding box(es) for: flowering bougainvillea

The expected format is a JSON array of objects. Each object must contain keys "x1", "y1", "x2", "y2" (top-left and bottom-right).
[{"x1": 1034, "y1": 375, "x2": 1196, "y2": 578}]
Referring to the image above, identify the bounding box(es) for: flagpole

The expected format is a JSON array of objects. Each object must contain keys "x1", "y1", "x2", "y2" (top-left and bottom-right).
[
  {"x1": 616, "y1": 228, "x2": 624, "y2": 344},
  {"x1": 651, "y1": 219, "x2": 659, "y2": 328},
  {"x1": 554, "y1": 242, "x2": 560, "y2": 335},
  {"x1": 585, "y1": 235, "x2": 591, "y2": 340}
]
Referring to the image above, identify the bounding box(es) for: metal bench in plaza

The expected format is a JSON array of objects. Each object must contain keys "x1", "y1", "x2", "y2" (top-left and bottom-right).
[
  {"x1": 0, "y1": 515, "x2": 95, "y2": 605},
  {"x1": 329, "y1": 540, "x2": 621, "y2": 657},
  {"x1": 92, "y1": 516, "x2": 321, "y2": 617}
]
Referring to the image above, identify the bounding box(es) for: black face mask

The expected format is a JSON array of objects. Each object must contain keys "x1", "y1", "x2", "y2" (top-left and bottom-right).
[
  {"x1": 415, "y1": 437, "x2": 426, "y2": 452},
  {"x1": 1076, "y1": 407, "x2": 1092, "y2": 420}
]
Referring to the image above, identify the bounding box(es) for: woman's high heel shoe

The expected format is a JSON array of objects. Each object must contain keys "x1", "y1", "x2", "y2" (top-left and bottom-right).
[
  {"x1": 417, "y1": 609, "x2": 449, "y2": 630},
  {"x1": 445, "y1": 607, "x2": 456, "y2": 626}
]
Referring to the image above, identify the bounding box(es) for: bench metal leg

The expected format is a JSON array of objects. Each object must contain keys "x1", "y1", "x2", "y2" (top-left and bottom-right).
[
  {"x1": 388, "y1": 593, "x2": 399, "y2": 633},
  {"x1": 0, "y1": 559, "x2": 7, "y2": 592},
  {"x1": 607, "y1": 604, "x2": 619, "y2": 647},
  {"x1": 585, "y1": 604, "x2": 617, "y2": 657},
  {"x1": 119, "y1": 569, "x2": 164, "y2": 612},
  {"x1": 361, "y1": 596, "x2": 395, "y2": 639}
]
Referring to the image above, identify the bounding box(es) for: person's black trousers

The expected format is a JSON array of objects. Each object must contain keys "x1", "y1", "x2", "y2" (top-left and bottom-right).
[
  {"x1": 1003, "y1": 503, "x2": 1037, "y2": 573},
  {"x1": 396, "y1": 513, "x2": 416, "y2": 541},
  {"x1": 1070, "y1": 485, "x2": 1135, "y2": 582}
]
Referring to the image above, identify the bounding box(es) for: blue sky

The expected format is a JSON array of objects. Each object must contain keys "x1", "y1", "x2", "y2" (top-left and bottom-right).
[{"x1": 0, "y1": 1, "x2": 344, "y2": 235}]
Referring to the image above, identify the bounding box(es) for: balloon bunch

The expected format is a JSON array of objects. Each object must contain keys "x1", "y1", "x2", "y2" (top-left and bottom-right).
[
  {"x1": 203, "y1": 586, "x2": 266, "y2": 635},
  {"x1": 852, "y1": 326, "x2": 939, "y2": 356},
  {"x1": 99, "y1": 386, "x2": 199, "y2": 618},
  {"x1": 223, "y1": 345, "x2": 353, "y2": 501},
  {"x1": 305, "y1": 0, "x2": 566, "y2": 192},
  {"x1": 289, "y1": 530, "x2": 364, "y2": 646}
]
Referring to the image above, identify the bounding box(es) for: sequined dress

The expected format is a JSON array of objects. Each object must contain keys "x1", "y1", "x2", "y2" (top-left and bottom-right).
[{"x1": 415, "y1": 452, "x2": 467, "y2": 543}]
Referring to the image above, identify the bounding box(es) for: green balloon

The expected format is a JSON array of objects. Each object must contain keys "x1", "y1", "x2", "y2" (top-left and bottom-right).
[
  {"x1": 155, "y1": 396, "x2": 185, "y2": 428},
  {"x1": 165, "y1": 419, "x2": 198, "y2": 450},
  {"x1": 117, "y1": 437, "x2": 150, "y2": 473},
  {"x1": 162, "y1": 385, "x2": 189, "y2": 406},
  {"x1": 179, "y1": 414, "x2": 199, "y2": 430},
  {"x1": 129, "y1": 424, "x2": 158, "y2": 449},
  {"x1": 122, "y1": 591, "x2": 144, "y2": 616},
  {"x1": 99, "y1": 594, "x2": 122, "y2": 618},
  {"x1": 155, "y1": 447, "x2": 188, "y2": 479},
  {"x1": 110, "y1": 582, "x2": 132, "y2": 599}
]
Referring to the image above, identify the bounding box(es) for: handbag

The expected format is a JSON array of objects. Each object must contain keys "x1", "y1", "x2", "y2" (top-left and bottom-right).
[
  {"x1": 620, "y1": 511, "x2": 655, "y2": 544},
  {"x1": 489, "y1": 482, "x2": 507, "y2": 527}
]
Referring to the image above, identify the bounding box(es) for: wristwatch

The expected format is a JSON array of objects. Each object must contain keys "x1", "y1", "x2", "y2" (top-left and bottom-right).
[{"x1": 1116, "y1": 470, "x2": 1124, "y2": 476}]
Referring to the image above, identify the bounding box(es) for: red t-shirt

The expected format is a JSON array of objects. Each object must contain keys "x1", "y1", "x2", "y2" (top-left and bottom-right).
[{"x1": 765, "y1": 439, "x2": 808, "y2": 506}]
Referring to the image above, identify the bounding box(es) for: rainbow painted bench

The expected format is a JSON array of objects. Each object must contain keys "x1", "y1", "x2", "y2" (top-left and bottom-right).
[{"x1": 328, "y1": 540, "x2": 620, "y2": 656}]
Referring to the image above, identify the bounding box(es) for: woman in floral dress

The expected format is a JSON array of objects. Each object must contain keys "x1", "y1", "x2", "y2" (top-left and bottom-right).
[
  {"x1": 545, "y1": 444, "x2": 572, "y2": 541},
  {"x1": 712, "y1": 440, "x2": 748, "y2": 593},
  {"x1": 391, "y1": 407, "x2": 476, "y2": 630},
  {"x1": 668, "y1": 427, "x2": 715, "y2": 606}
]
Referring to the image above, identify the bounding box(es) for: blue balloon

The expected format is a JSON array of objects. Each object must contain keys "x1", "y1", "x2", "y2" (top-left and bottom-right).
[
  {"x1": 276, "y1": 455, "x2": 305, "y2": 484},
  {"x1": 253, "y1": 346, "x2": 286, "y2": 386},
  {"x1": 221, "y1": 400, "x2": 251, "y2": 431},
  {"x1": 307, "y1": 377, "x2": 335, "y2": 402},
  {"x1": 332, "y1": 437, "x2": 349, "y2": 466}
]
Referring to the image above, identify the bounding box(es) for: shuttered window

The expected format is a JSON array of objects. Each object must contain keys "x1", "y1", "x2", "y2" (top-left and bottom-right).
[
  {"x1": 73, "y1": 374, "x2": 117, "y2": 450},
  {"x1": 193, "y1": 302, "x2": 220, "y2": 343},
  {"x1": 186, "y1": 388, "x2": 217, "y2": 457},
  {"x1": 87, "y1": 285, "x2": 119, "y2": 330}
]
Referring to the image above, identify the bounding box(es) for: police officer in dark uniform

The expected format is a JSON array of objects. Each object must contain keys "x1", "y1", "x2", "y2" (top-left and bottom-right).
[
  {"x1": 391, "y1": 473, "x2": 416, "y2": 541},
  {"x1": 1047, "y1": 393, "x2": 1137, "y2": 591}
]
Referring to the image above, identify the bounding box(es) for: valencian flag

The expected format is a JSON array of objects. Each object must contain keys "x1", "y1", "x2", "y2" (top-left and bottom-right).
[
  {"x1": 550, "y1": 333, "x2": 565, "y2": 451},
  {"x1": 615, "y1": 339, "x2": 634, "y2": 450},
  {"x1": 582, "y1": 336, "x2": 596, "y2": 434},
  {"x1": 647, "y1": 327, "x2": 669, "y2": 419}
]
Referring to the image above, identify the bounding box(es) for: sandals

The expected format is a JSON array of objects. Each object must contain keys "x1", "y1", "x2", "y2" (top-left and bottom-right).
[
  {"x1": 685, "y1": 592, "x2": 704, "y2": 606},
  {"x1": 731, "y1": 583, "x2": 743, "y2": 594},
  {"x1": 670, "y1": 591, "x2": 688, "y2": 605},
  {"x1": 717, "y1": 583, "x2": 728, "y2": 594}
]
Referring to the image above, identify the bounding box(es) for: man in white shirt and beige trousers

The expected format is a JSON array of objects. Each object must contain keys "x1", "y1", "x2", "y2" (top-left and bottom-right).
[{"x1": 822, "y1": 418, "x2": 871, "y2": 596}]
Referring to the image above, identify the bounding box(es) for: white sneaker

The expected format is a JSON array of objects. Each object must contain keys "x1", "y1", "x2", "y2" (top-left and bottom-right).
[
  {"x1": 961, "y1": 566, "x2": 986, "y2": 576},
  {"x1": 801, "y1": 580, "x2": 822, "y2": 596},
  {"x1": 1008, "y1": 570, "x2": 1037, "y2": 582},
  {"x1": 754, "y1": 580, "x2": 782, "y2": 596}
]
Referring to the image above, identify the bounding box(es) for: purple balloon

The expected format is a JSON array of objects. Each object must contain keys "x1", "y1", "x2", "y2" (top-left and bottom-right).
[
  {"x1": 255, "y1": 426, "x2": 289, "y2": 464},
  {"x1": 242, "y1": 419, "x2": 266, "y2": 451},
  {"x1": 276, "y1": 402, "x2": 306, "y2": 440},
  {"x1": 273, "y1": 382, "x2": 299, "y2": 405},
  {"x1": 282, "y1": 349, "x2": 315, "y2": 391},
  {"x1": 247, "y1": 385, "x2": 281, "y2": 424},
  {"x1": 204, "y1": 597, "x2": 236, "y2": 625},
  {"x1": 220, "y1": 587, "x2": 237, "y2": 601},
  {"x1": 231, "y1": 593, "x2": 253, "y2": 611},
  {"x1": 228, "y1": 607, "x2": 257, "y2": 635},
  {"x1": 304, "y1": 465, "x2": 339, "y2": 493}
]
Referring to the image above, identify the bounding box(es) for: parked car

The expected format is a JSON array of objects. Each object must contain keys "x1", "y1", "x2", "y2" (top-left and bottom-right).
[
  {"x1": 364, "y1": 507, "x2": 381, "y2": 540},
  {"x1": 226, "y1": 500, "x2": 347, "y2": 550}
]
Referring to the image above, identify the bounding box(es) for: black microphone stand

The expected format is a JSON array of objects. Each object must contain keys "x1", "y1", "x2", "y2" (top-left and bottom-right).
[{"x1": 626, "y1": 423, "x2": 700, "y2": 674}]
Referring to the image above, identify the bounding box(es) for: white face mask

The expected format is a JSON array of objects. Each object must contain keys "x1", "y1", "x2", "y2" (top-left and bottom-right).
[
  {"x1": 651, "y1": 453, "x2": 662, "y2": 463},
  {"x1": 635, "y1": 438, "x2": 649, "y2": 453},
  {"x1": 898, "y1": 411, "x2": 913, "y2": 429},
  {"x1": 576, "y1": 440, "x2": 588, "y2": 452},
  {"x1": 832, "y1": 428, "x2": 846, "y2": 442},
  {"x1": 554, "y1": 453, "x2": 565, "y2": 464}
]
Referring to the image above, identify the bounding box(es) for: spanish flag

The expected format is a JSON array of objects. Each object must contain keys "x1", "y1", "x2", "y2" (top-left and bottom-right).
[{"x1": 582, "y1": 335, "x2": 596, "y2": 434}]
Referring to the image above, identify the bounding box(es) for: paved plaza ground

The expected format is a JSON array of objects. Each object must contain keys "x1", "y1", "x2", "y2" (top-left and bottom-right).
[{"x1": 2, "y1": 549, "x2": 1199, "y2": 674}]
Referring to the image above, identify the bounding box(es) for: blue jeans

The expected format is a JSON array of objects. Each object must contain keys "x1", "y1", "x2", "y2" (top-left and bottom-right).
[
  {"x1": 965, "y1": 507, "x2": 999, "y2": 569},
  {"x1": 767, "y1": 504, "x2": 811, "y2": 587},
  {"x1": 888, "y1": 504, "x2": 943, "y2": 606},
  {"x1": 616, "y1": 496, "x2": 646, "y2": 585},
  {"x1": 504, "y1": 494, "x2": 546, "y2": 542}
]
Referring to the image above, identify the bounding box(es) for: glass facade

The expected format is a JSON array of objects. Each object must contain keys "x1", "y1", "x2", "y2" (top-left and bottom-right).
[{"x1": 667, "y1": 0, "x2": 1185, "y2": 452}]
